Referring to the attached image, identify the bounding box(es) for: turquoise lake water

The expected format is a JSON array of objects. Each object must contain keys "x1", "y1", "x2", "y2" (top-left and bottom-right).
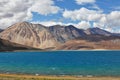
[{"x1": 0, "y1": 51, "x2": 120, "y2": 76}]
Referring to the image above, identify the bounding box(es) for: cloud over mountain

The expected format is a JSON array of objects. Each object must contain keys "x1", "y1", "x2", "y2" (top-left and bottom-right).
[
  {"x1": 63, "y1": 7, "x2": 120, "y2": 32},
  {"x1": 0, "y1": 0, "x2": 60, "y2": 28},
  {"x1": 0, "y1": 0, "x2": 120, "y2": 33}
]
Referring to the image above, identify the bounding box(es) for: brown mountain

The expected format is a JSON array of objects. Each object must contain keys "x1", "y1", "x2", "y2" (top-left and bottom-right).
[
  {"x1": 0, "y1": 22, "x2": 58, "y2": 49},
  {"x1": 55, "y1": 39, "x2": 120, "y2": 50},
  {"x1": 84, "y1": 27, "x2": 112, "y2": 36},
  {"x1": 0, "y1": 22, "x2": 120, "y2": 51},
  {"x1": 49, "y1": 25, "x2": 86, "y2": 43},
  {"x1": 0, "y1": 22, "x2": 87, "y2": 50}
]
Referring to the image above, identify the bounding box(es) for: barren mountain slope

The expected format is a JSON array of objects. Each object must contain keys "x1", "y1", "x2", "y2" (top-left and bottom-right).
[{"x1": 0, "y1": 22, "x2": 58, "y2": 49}]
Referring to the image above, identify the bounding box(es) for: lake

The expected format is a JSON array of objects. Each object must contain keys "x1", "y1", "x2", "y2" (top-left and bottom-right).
[{"x1": 0, "y1": 51, "x2": 120, "y2": 77}]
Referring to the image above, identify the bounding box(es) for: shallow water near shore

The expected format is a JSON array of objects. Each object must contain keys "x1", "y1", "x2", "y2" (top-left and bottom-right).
[{"x1": 0, "y1": 51, "x2": 120, "y2": 77}]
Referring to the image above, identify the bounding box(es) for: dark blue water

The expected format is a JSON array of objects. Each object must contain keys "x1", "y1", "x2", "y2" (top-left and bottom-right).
[{"x1": 0, "y1": 51, "x2": 120, "y2": 76}]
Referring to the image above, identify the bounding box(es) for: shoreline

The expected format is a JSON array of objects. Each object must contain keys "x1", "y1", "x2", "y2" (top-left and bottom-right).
[
  {"x1": 1, "y1": 49, "x2": 120, "y2": 53},
  {"x1": 0, "y1": 73, "x2": 120, "y2": 80}
]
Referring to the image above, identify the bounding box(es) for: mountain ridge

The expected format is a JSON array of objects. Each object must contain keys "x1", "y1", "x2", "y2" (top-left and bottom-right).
[
  {"x1": 0, "y1": 22, "x2": 58, "y2": 49},
  {"x1": 0, "y1": 21, "x2": 120, "y2": 51}
]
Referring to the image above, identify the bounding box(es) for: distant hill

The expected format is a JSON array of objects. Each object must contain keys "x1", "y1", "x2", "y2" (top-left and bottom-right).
[
  {"x1": 84, "y1": 27, "x2": 112, "y2": 36},
  {"x1": 56, "y1": 37, "x2": 120, "y2": 50},
  {"x1": 49, "y1": 25, "x2": 86, "y2": 43},
  {"x1": 0, "y1": 22, "x2": 120, "y2": 51}
]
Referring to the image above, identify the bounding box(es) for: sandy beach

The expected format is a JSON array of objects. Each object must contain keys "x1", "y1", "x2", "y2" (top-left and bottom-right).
[{"x1": 0, "y1": 74, "x2": 119, "y2": 80}]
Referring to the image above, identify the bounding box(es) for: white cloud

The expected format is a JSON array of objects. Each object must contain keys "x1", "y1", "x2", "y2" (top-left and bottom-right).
[
  {"x1": 75, "y1": 0, "x2": 95, "y2": 5},
  {"x1": 63, "y1": 7, "x2": 120, "y2": 32},
  {"x1": 89, "y1": 4, "x2": 102, "y2": 11},
  {"x1": 93, "y1": 22, "x2": 105, "y2": 28},
  {"x1": 32, "y1": 21, "x2": 90, "y2": 29},
  {"x1": 0, "y1": 0, "x2": 60, "y2": 29},
  {"x1": 30, "y1": 0, "x2": 60, "y2": 15},
  {"x1": 107, "y1": 11, "x2": 120, "y2": 27},
  {"x1": 63, "y1": 7, "x2": 102, "y2": 21},
  {"x1": 76, "y1": 21, "x2": 91, "y2": 29},
  {"x1": 32, "y1": 21, "x2": 64, "y2": 27},
  {"x1": 98, "y1": 11, "x2": 120, "y2": 32}
]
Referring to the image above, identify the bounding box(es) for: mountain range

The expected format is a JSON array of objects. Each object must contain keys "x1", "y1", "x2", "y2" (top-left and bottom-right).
[{"x1": 0, "y1": 22, "x2": 120, "y2": 51}]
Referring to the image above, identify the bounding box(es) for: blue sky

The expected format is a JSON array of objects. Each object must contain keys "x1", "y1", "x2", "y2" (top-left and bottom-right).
[
  {"x1": 31, "y1": 0, "x2": 120, "y2": 22},
  {"x1": 0, "y1": 0, "x2": 120, "y2": 32}
]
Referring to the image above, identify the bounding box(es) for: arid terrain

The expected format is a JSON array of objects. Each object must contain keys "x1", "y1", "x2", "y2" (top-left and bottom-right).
[
  {"x1": 0, "y1": 22, "x2": 120, "y2": 51},
  {"x1": 56, "y1": 38, "x2": 120, "y2": 50}
]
